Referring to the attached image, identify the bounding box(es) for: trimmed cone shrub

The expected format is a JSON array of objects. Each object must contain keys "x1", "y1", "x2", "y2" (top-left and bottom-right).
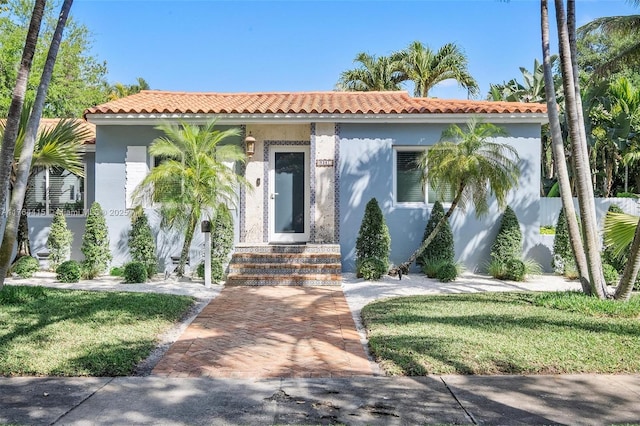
[
  {"x1": 210, "y1": 207, "x2": 234, "y2": 281},
  {"x1": 416, "y1": 201, "x2": 454, "y2": 267},
  {"x1": 47, "y1": 209, "x2": 73, "y2": 271},
  {"x1": 128, "y1": 207, "x2": 158, "y2": 278},
  {"x1": 124, "y1": 261, "x2": 148, "y2": 283},
  {"x1": 355, "y1": 198, "x2": 391, "y2": 279},
  {"x1": 12, "y1": 256, "x2": 40, "y2": 278},
  {"x1": 491, "y1": 206, "x2": 522, "y2": 262},
  {"x1": 552, "y1": 207, "x2": 573, "y2": 274},
  {"x1": 81, "y1": 202, "x2": 112, "y2": 279},
  {"x1": 56, "y1": 260, "x2": 81, "y2": 283}
]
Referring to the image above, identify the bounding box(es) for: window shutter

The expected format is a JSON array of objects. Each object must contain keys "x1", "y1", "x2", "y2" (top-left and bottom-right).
[
  {"x1": 49, "y1": 168, "x2": 83, "y2": 214},
  {"x1": 126, "y1": 146, "x2": 148, "y2": 209},
  {"x1": 25, "y1": 166, "x2": 47, "y2": 214},
  {"x1": 396, "y1": 151, "x2": 424, "y2": 203}
]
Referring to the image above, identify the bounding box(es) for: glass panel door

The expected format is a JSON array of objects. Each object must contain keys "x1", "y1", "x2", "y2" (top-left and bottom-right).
[{"x1": 269, "y1": 146, "x2": 309, "y2": 243}]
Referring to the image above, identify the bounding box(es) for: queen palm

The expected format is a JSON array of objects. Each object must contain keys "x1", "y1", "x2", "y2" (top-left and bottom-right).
[
  {"x1": 393, "y1": 117, "x2": 520, "y2": 274},
  {"x1": 133, "y1": 119, "x2": 248, "y2": 277},
  {"x1": 337, "y1": 52, "x2": 404, "y2": 91},
  {"x1": 396, "y1": 41, "x2": 479, "y2": 98}
]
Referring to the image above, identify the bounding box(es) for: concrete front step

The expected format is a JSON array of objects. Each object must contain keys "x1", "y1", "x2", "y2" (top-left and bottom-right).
[
  {"x1": 228, "y1": 263, "x2": 342, "y2": 275},
  {"x1": 226, "y1": 274, "x2": 342, "y2": 286},
  {"x1": 228, "y1": 244, "x2": 342, "y2": 286}
]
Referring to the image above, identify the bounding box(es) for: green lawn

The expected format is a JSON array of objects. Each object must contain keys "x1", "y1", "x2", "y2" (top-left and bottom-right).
[
  {"x1": 0, "y1": 285, "x2": 194, "y2": 376},
  {"x1": 362, "y1": 291, "x2": 640, "y2": 376}
]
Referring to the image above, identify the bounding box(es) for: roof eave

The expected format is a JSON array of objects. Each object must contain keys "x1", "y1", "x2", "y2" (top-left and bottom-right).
[{"x1": 85, "y1": 112, "x2": 549, "y2": 125}]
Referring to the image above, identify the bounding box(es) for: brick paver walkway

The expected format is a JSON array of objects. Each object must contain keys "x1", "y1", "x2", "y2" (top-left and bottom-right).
[{"x1": 152, "y1": 286, "x2": 374, "y2": 378}]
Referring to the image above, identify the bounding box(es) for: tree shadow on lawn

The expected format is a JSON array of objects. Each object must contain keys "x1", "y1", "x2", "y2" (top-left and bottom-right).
[{"x1": 0, "y1": 286, "x2": 194, "y2": 376}]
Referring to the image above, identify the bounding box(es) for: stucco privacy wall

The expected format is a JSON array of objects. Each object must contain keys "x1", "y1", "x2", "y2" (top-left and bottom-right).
[
  {"x1": 339, "y1": 122, "x2": 543, "y2": 273},
  {"x1": 94, "y1": 124, "x2": 242, "y2": 271},
  {"x1": 242, "y1": 124, "x2": 310, "y2": 243}
]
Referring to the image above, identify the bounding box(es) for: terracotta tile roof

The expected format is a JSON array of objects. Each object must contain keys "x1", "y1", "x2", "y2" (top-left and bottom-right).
[
  {"x1": 39, "y1": 118, "x2": 96, "y2": 144},
  {"x1": 84, "y1": 90, "x2": 547, "y2": 117}
]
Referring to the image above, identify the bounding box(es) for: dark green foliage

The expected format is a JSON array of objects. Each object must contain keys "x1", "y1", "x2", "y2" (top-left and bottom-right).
[
  {"x1": 416, "y1": 201, "x2": 454, "y2": 267},
  {"x1": 209, "y1": 207, "x2": 234, "y2": 281},
  {"x1": 124, "y1": 262, "x2": 148, "y2": 284},
  {"x1": 196, "y1": 261, "x2": 225, "y2": 282},
  {"x1": 435, "y1": 261, "x2": 458, "y2": 282},
  {"x1": 0, "y1": 286, "x2": 47, "y2": 305},
  {"x1": 357, "y1": 258, "x2": 388, "y2": 281},
  {"x1": 128, "y1": 207, "x2": 158, "y2": 278},
  {"x1": 355, "y1": 198, "x2": 391, "y2": 277},
  {"x1": 12, "y1": 256, "x2": 39, "y2": 278},
  {"x1": 552, "y1": 208, "x2": 573, "y2": 272},
  {"x1": 110, "y1": 266, "x2": 124, "y2": 277},
  {"x1": 505, "y1": 258, "x2": 526, "y2": 281},
  {"x1": 81, "y1": 203, "x2": 112, "y2": 279},
  {"x1": 491, "y1": 206, "x2": 522, "y2": 262},
  {"x1": 56, "y1": 260, "x2": 81, "y2": 283},
  {"x1": 422, "y1": 259, "x2": 449, "y2": 279},
  {"x1": 602, "y1": 263, "x2": 620, "y2": 286},
  {"x1": 47, "y1": 209, "x2": 73, "y2": 271},
  {"x1": 602, "y1": 204, "x2": 627, "y2": 273}
]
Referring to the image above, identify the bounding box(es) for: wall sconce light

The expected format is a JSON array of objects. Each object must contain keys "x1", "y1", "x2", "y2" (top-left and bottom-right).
[{"x1": 245, "y1": 133, "x2": 256, "y2": 157}]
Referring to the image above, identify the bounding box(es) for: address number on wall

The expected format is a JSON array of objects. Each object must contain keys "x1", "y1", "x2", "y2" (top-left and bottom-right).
[{"x1": 316, "y1": 159, "x2": 334, "y2": 167}]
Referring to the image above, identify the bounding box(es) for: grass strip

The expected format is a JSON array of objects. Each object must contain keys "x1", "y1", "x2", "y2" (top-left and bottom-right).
[
  {"x1": 0, "y1": 285, "x2": 194, "y2": 376},
  {"x1": 362, "y1": 291, "x2": 640, "y2": 376}
]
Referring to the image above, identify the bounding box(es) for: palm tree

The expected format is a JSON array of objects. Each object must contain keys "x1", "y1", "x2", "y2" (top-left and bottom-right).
[
  {"x1": 578, "y1": 12, "x2": 640, "y2": 77},
  {"x1": 0, "y1": 104, "x2": 90, "y2": 261},
  {"x1": 396, "y1": 41, "x2": 479, "y2": 98},
  {"x1": 133, "y1": 119, "x2": 249, "y2": 277},
  {"x1": 0, "y1": 0, "x2": 73, "y2": 289},
  {"x1": 554, "y1": 0, "x2": 607, "y2": 298},
  {"x1": 108, "y1": 77, "x2": 150, "y2": 100},
  {"x1": 392, "y1": 117, "x2": 520, "y2": 274},
  {"x1": 0, "y1": 0, "x2": 45, "y2": 232},
  {"x1": 541, "y1": 0, "x2": 591, "y2": 294},
  {"x1": 337, "y1": 52, "x2": 404, "y2": 92},
  {"x1": 604, "y1": 211, "x2": 640, "y2": 300}
]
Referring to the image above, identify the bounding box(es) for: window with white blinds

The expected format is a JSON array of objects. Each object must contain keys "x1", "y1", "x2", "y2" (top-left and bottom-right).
[
  {"x1": 25, "y1": 166, "x2": 85, "y2": 215},
  {"x1": 394, "y1": 147, "x2": 454, "y2": 205}
]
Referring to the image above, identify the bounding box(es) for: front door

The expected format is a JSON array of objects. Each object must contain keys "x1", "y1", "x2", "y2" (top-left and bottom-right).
[{"x1": 269, "y1": 146, "x2": 310, "y2": 243}]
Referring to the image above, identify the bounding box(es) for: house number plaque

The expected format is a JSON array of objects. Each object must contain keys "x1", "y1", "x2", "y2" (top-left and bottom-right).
[{"x1": 316, "y1": 159, "x2": 334, "y2": 167}]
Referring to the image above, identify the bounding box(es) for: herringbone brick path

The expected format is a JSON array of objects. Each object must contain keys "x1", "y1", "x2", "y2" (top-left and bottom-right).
[{"x1": 152, "y1": 286, "x2": 374, "y2": 378}]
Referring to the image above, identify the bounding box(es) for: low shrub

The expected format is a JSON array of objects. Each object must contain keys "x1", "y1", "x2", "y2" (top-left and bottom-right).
[
  {"x1": 110, "y1": 266, "x2": 124, "y2": 277},
  {"x1": 12, "y1": 256, "x2": 40, "y2": 278},
  {"x1": 505, "y1": 258, "x2": 526, "y2": 281},
  {"x1": 196, "y1": 260, "x2": 225, "y2": 282},
  {"x1": 602, "y1": 263, "x2": 620, "y2": 286},
  {"x1": 487, "y1": 259, "x2": 507, "y2": 279},
  {"x1": 124, "y1": 261, "x2": 148, "y2": 284},
  {"x1": 358, "y1": 257, "x2": 388, "y2": 281},
  {"x1": 56, "y1": 260, "x2": 81, "y2": 283},
  {"x1": 422, "y1": 259, "x2": 449, "y2": 279},
  {"x1": 435, "y1": 261, "x2": 458, "y2": 282}
]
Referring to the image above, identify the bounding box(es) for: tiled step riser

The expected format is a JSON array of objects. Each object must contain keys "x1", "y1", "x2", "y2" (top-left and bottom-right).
[
  {"x1": 228, "y1": 244, "x2": 342, "y2": 286},
  {"x1": 231, "y1": 255, "x2": 341, "y2": 264},
  {"x1": 226, "y1": 275, "x2": 342, "y2": 286},
  {"x1": 228, "y1": 265, "x2": 342, "y2": 275}
]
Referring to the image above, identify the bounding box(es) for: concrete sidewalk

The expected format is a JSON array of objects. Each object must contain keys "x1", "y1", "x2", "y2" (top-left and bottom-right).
[{"x1": 2, "y1": 374, "x2": 640, "y2": 425}]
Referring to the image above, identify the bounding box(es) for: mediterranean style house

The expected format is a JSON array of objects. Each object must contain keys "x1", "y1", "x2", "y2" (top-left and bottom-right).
[{"x1": 29, "y1": 91, "x2": 550, "y2": 282}]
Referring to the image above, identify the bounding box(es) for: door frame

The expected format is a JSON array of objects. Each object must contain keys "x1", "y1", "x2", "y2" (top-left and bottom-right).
[{"x1": 268, "y1": 145, "x2": 310, "y2": 243}]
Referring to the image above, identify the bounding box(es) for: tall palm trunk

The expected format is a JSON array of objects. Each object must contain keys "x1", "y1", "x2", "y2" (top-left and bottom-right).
[
  {"x1": 0, "y1": 0, "x2": 45, "y2": 226},
  {"x1": 176, "y1": 212, "x2": 199, "y2": 277},
  {"x1": 15, "y1": 210, "x2": 30, "y2": 259},
  {"x1": 555, "y1": 0, "x2": 607, "y2": 298},
  {"x1": 0, "y1": 0, "x2": 73, "y2": 288},
  {"x1": 393, "y1": 182, "x2": 464, "y2": 274},
  {"x1": 541, "y1": 0, "x2": 591, "y2": 294}
]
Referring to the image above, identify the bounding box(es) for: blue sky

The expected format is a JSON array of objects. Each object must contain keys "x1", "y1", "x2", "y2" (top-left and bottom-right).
[{"x1": 72, "y1": 0, "x2": 638, "y2": 99}]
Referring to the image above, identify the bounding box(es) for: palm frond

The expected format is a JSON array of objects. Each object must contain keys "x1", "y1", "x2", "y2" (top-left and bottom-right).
[{"x1": 604, "y1": 211, "x2": 639, "y2": 258}]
